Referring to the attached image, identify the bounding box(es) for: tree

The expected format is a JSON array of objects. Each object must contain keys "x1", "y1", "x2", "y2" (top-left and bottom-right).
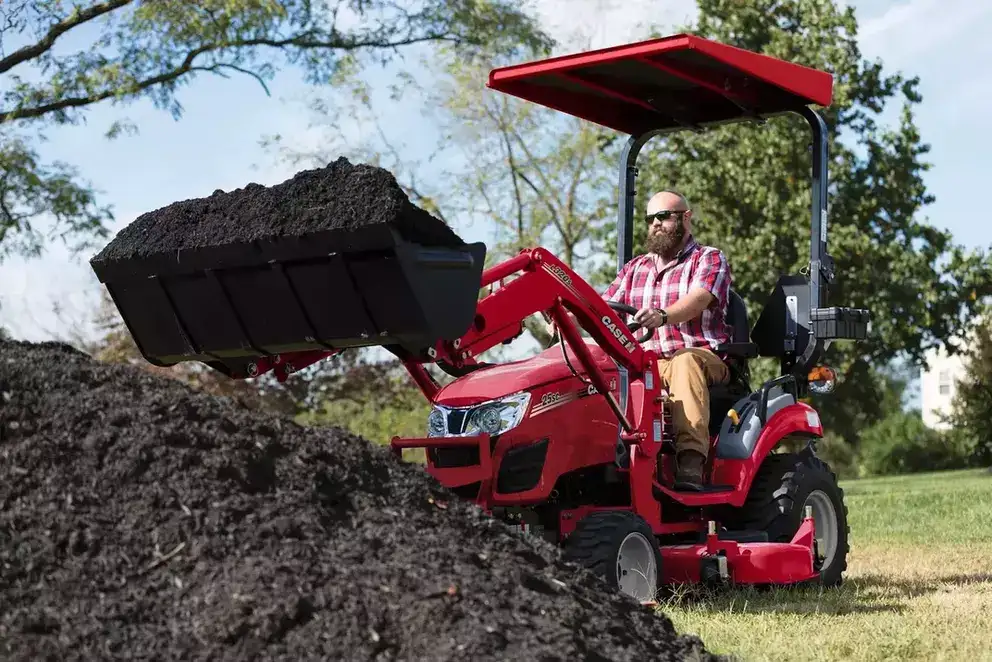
[
  {"x1": 592, "y1": 0, "x2": 992, "y2": 444},
  {"x1": 0, "y1": 0, "x2": 553, "y2": 261},
  {"x1": 943, "y1": 311, "x2": 992, "y2": 466},
  {"x1": 423, "y1": 44, "x2": 622, "y2": 345},
  {"x1": 264, "y1": 35, "x2": 621, "y2": 348},
  {"x1": 0, "y1": 299, "x2": 10, "y2": 340},
  {"x1": 424, "y1": 47, "x2": 618, "y2": 273},
  {"x1": 858, "y1": 409, "x2": 973, "y2": 476}
]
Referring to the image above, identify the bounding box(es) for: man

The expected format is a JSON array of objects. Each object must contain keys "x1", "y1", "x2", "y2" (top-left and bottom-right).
[{"x1": 602, "y1": 190, "x2": 733, "y2": 488}]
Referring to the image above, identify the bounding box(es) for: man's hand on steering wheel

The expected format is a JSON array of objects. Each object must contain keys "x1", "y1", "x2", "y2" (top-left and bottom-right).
[
  {"x1": 632, "y1": 306, "x2": 668, "y2": 330},
  {"x1": 607, "y1": 301, "x2": 668, "y2": 344}
]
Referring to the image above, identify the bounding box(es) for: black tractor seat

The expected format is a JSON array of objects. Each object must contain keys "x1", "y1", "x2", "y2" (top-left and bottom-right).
[{"x1": 708, "y1": 289, "x2": 757, "y2": 436}]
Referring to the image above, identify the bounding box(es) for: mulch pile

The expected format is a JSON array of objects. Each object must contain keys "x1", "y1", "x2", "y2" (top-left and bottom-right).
[
  {"x1": 90, "y1": 156, "x2": 463, "y2": 265},
  {"x1": 0, "y1": 340, "x2": 721, "y2": 661}
]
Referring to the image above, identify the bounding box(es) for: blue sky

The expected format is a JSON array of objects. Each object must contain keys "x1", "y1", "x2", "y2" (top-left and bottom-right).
[{"x1": 1, "y1": 0, "x2": 990, "y2": 350}]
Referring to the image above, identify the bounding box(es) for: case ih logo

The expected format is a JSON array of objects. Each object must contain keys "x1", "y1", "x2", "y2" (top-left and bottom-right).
[
  {"x1": 602, "y1": 315, "x2": 637, "y2": 352},
  {"x1": 586, "y1": 378, "x2": 617, "y2": 396}
]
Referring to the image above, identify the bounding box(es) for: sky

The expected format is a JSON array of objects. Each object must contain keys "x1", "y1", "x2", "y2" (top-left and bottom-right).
[{"x1": 1, "y1": 0, "x2": 990, "y2": 362}]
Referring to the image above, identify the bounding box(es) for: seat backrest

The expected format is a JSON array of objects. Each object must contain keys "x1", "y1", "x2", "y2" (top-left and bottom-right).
[{"x1": 726, "y1": 289, "x2": 749, "y2": 343}]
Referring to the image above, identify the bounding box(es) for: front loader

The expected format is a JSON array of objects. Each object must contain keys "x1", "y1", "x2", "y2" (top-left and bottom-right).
[{"x1": 90, "y1": 33, "x2": 870, "y2": 602}]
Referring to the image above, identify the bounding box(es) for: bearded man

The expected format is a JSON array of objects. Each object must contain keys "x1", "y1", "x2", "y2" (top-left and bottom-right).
[{"x1": 601, "y1": 190, "x2": 734, "y2": 489}]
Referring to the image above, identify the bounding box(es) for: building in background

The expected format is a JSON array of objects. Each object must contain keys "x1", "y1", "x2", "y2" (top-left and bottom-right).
[
  {"x1": 920, "y1": 343, "x2": 967, "y2": 429},
  {"x1": 919, "y1": 309, "x2": 990, "y2": 429}
]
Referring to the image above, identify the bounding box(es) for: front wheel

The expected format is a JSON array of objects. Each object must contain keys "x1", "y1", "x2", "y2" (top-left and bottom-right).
[
  {"x1": 562, "y1": 510, "x2": 662, "y2": 602},
  {"x1": 729, "y1": 449, "x2": 850, "y2": 586}
]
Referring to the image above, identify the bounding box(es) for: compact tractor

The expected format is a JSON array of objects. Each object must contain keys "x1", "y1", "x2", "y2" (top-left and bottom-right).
[{"x1": 91, "y1": 34, "x2": 870, "y2": 602}]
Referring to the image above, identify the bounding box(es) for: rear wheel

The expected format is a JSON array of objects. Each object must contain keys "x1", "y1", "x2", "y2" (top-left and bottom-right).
[
  {"x1": 562, "y1": 510, "x2": 661, "y2": 602},
  {"x1": 728, "y1": 449, "x2": 850, "y2": 586}
]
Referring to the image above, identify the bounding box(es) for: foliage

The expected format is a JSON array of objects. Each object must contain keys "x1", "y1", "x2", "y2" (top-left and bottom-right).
[
  {"x1": 0, "y1": 0, "x2": 553, "y2": 260},
  {"x1": 590, "y1": 0, "x2": 992, "y2": 445},
  {"x1": 295, "y1": 364, "x2": 432, "y2": 450},
  {"x1": 942, "y1": 311, "x2": 992, "y2": 465},
  {"x1": 0, "y1": 299, "x2": 9, "y2": 340},
  {"x1": 814, "y1": 432, "x2": 858, "y2": 480},
  {"x1": 422, "y1": 46, "x2": 619, "y2": 275},
  {"x1": 858, "y1": 410, "x2": 976, "y2": 476}
]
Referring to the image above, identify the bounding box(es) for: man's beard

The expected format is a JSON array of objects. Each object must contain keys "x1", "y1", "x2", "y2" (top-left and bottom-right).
[{"x1": 647, "y1": 222, "x2": 685, "y2": 257}]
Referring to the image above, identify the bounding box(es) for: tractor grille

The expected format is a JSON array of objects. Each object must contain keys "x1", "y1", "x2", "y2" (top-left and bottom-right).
[
  {"x1": 443, "y1": 408, "x2": 470, "y2": 434},
  {"x1": 450, "y1": 482, "x2": 481, "y2": 500},
  {"x1": 429, "y1": 445, "x2": 478, "y2": 468},
  {"x1": 428, "y1": 435, "x2": 496, "y2": 468},
  {"x1": 496, "y1": 438, "x2": 548, "y2": 494}
]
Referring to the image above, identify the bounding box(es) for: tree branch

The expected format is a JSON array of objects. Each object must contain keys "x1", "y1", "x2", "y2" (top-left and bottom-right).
[
  {"x1": 369, "y1": 114, "x2": 451, "y2": 224},
  {"x1": 206, "y1": 63, "x2": 272, "y2": 96},
  {"x1": 516, "y1": 169, "x2": 566, "y2": 241},
  {"x1": 505, "y1": 120, "x2": 560, "y2": 195},
  {"x1": 0, "y1": 0, "x2": 134, "y2": 75},
  {"x1": 495, "y1": 101, "x2": 526, "y2": 245},
  {"x1": 566, "y1": 130, "x2": 590, "y2": 222},
  {"x1": 1, "y1": 31, "x2": 462, "y2": 123}
]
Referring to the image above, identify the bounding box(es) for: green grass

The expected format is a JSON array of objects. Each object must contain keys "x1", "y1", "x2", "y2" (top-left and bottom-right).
[{"x1": 656, "y1": 468, "x2": 992, "y2": 662}]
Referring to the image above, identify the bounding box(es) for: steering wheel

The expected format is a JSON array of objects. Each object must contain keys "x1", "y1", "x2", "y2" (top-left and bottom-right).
[{"x1": 607, "y1": 301, "x2": 654, "y2": 344}]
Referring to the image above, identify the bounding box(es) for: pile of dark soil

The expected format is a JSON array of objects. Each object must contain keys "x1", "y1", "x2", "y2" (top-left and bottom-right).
[
  {"x1": 0, "y1": 340, "x2": 720, "y2": 661},
  {"x1": 91, "y1": 157, "x2": 463, "y2": 264}
]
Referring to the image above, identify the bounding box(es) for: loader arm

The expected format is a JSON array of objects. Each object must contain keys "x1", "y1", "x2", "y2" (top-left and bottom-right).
[
  {"x1": 396, "y1": 247, "x2": 666, "y2": 525},
  {"x1": 422, "y1": 248, "x2": 661, "y2": 436}
]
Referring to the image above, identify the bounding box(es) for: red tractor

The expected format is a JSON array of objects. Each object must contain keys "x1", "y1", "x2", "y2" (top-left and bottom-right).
[
  {"x1": 387, "y1": 35, "x2": 869, "y2": 599},
  {"x1": 91, "y1": 34, "x2": 869, "y2": 603}
]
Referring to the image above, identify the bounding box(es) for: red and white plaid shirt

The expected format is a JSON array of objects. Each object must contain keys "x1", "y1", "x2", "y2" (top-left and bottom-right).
[{"x1": 602, "y1": 236, "x2": 733, "y2": 358}]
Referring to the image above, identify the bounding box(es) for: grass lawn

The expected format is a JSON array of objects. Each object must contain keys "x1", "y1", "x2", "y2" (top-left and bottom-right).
[{"x1": 658, "y1": 468, "x2": 992, "y2": 662}]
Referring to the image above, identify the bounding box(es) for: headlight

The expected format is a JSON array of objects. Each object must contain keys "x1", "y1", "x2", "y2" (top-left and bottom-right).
[
  {"x1": 426, "y1": 392, "x2": 531, "y2": 438},
  {"x1": 465, "y1": 392, "x2": 531, "y2": 436},
  {"x1": 427, "y1": 408, "x2": 446, "y2": 437}
]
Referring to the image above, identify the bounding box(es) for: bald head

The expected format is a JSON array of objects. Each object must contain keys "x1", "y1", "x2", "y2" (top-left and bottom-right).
[
  {"x1": 645, "y1": 190, "x2": 692, "y2": 257},
  {"x1": 647, "y1": 191, "x2": 690, "y2": 215}
]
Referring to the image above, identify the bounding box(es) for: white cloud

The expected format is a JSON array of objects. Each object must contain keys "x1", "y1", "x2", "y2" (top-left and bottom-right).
[
  {"x1": 531, "y1": 0, "x2": 698, "y2": 52},
  {"x1": 856, "y1": 0, "x2": 992, "y2": 65}
]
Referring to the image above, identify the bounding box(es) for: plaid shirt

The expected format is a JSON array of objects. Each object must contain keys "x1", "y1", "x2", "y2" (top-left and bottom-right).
[{"x1": 603, "y1": 236, "x2": 733, "y2": 358}]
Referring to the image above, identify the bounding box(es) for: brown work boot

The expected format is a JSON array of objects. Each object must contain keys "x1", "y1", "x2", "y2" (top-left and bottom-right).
[{"x1": 674, "y1": 450, "x2": 707, "y2": 491}]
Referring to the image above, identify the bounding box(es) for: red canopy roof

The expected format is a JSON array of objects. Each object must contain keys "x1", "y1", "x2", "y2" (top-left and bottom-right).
[{"x1": 486, "y1": 33, "x2": 833, "y2": 135}]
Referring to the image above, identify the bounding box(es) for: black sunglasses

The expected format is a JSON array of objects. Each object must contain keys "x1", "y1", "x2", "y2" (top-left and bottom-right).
[{"x1": 645, "y1": 209, "x2": 689, "y2": 224}]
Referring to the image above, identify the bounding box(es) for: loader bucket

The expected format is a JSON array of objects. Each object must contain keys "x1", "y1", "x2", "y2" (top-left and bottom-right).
[{"x1": 89, "y1": 159, "x2": 487, "y2": 373}]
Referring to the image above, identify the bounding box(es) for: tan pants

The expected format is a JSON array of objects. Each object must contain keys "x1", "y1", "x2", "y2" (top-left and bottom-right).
[{"x1": 657, "y1": 348, "x2": 730, "y2": 458}]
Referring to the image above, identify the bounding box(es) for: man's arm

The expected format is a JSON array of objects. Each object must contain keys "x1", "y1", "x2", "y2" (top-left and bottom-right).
[
  {"x1": 634, "y1": 249, "x2": 731, "y2": 328},
  {"x1": 673, "y1": 248, "x2": 731, "y2": 322},
  {"x1": 659, "y1": 287, "x2": 718, "y2": 325}
]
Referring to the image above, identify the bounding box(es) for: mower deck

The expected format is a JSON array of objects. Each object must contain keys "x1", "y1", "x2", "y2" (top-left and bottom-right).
[
  {"x1": 391, "y1": 433, "x2": 822, "y2": 588},
  {"x1": 661, "y1": 518, "x2": 818, "y2": 585}
]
